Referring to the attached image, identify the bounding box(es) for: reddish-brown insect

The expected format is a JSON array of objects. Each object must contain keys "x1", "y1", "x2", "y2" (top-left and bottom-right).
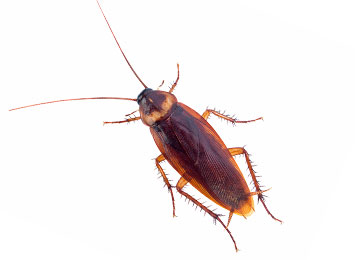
[{"x1": 10, "y1": 0, "x2": 282, "y2": 252}]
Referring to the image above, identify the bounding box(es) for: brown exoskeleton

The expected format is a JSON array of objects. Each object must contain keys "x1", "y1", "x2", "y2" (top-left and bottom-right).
[{"x1": 10, "y1": 0, "x2": 282, "y2": 252}]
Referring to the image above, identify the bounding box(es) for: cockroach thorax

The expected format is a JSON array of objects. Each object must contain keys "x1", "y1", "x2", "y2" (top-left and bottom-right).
[{"x1": 137, "y1": 88, "x2": 177, "y2": 126}]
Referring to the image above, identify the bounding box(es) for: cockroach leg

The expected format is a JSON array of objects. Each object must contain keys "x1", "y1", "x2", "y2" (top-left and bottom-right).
[
  {"x1": 103, "y1": 117, "x2": 141, "y2": 125},
  {"x1": 226, "y1": 210, "x2": 234, "y2": 228},
  {"x1": 125, "y1": 109, "x2": 139, "y2": 117},
  {"x1": 248, "y1": 188, "x2": 271, "y2": 197},
  {"x1": 202, "y1": 109, "x2": 263, "y2": 124},
  {"x1": 168, "y1": 63, "x2": 180, "y2": 93},
  {"x1": 228, "y1": 147, "x2": 283, "y2": 224},
  {"x1": 176, "y1": 177, "x2": 239, "y2": 252},
  {"x1": 155, "y1": 154, "x2": 176, "y2": 217}
]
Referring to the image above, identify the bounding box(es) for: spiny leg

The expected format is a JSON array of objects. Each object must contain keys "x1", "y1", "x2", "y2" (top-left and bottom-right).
[
  {"x1": 125, "y1": 109, "x2": 139, "y2": 117},
  {"x1": 227, "y1": 190, "x2": 267, "y2": 229},
  {"x1": 156, "y1": 154, "x2": 176, "y2": 217},
  {"x1": 176, "y1": 177, "x2": 238, "y2": 252},
  {"x1": 228, "y1": 147, "x2": 282, "y2": 223},
  {"x1": 202, "y1": 109, "x2": 263, "y2": 124},
  {"x1": 103, "y1": 116, "x2": 140, "y2": 125},
  {"x1": 169, "y1": 63, "x2": 180, "y2": 93}
]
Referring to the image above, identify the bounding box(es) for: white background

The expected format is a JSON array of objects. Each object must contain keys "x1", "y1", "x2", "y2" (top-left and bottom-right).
[{"x1": 1, "y1": 0, "x2": 354, "y2": 259}]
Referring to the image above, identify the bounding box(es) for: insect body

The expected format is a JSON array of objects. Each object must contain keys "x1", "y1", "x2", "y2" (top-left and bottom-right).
[
  {"x1": 10, "y1": 0, "x2": 281, "y2": 252},
  {"x1": 134, "y1": 83, "x2": 280, "y2": 252},
  {"x1": 139, "y1": 87, "x2": 257, "y2": 220}
]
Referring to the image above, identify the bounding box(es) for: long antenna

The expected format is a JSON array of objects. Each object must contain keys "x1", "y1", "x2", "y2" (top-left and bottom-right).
[
  {"x1": 9, "y1": 97, "x2": 136, "y2": 111},
  {"x1": 96, "y1": 0, "x2": 148, "y2": 89}
]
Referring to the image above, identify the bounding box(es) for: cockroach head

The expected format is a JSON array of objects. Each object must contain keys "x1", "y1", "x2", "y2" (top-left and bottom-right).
[
  {"x1": 137, "y1": 88, "x2": 177, "y2": 126},
  {"x1": 137, "y1": 88, "x2": 153, "y2": 104}
]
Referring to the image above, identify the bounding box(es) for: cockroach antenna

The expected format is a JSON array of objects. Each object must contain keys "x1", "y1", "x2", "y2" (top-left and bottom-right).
[
  {"x1": 95, "y1": 0, "x2": 148, "y2": 89},
  {"x1": 9, "y1": 0, "x2": 150, "y2": 112},
  {"x1": 9, "y1": 97, "x2": 137, "y2": 111}
]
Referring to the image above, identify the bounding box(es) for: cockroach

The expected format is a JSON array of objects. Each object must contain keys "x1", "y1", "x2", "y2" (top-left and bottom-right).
[{"x1": 10, "y1": 0, "x2": 282, "y2": 252}]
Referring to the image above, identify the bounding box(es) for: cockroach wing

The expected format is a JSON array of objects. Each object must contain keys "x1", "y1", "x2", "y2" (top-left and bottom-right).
[{"x1": 151, "y1": 103, "x2": 254, "y2": 216}]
